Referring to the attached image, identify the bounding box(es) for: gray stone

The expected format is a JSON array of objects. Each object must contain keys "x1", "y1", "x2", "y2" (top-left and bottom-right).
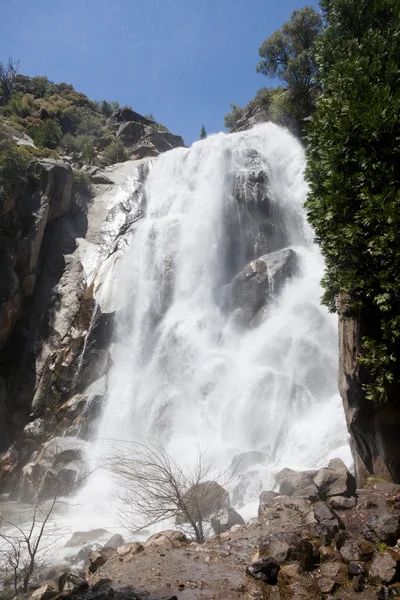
[
  {"x1": 340, "y1": 540, "x2": 361, "y2": 564},
  {"x1": 277, "y1": 469, "x2": 318, "y2": 497},
  {"x1": 246, "y1": 557, "x2": 280, "y2": 584},
  {"x1": 329, "y1": 495, "x2": 357, "y2": 509},
  {"x1": 104, "y1": 533, "x2": 125, "y2": 549},
  {"x1": 348, "y1": 562, "x2": 366, "y2": 577},
  {"x1": 369, "y1": 551, "x2": 400, "y2": 584},
  {"x1": 313, "y1": 458, "x2": 356, "y2": 498},
  {"x1": 364, "y1": 513, "x2": 400, "y2": 545},
  {"x1": 260, "y1": 532, "x2": 314, "y2": 570},
  {"x1": 211, "y1": 507, "x2": 245, "y2": 534},
  {"x1": 230, "y1": 451, "x2": 267, "y2": 474},
  {"x1": 65, "y1": 528, "x2": 109, "y2": 548}
]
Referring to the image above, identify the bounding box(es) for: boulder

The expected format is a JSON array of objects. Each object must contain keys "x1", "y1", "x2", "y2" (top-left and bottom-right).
[
  {"x1": 211, "y1": 508, "x2": 245, "y2": 534},
  {"x1": 88, "y1": 547, "x2": 115, "y2": 573},
  {"x1": 313, "y1": 458, "x2": 356, "y2": 499},
  {"x1": 277, "y1": 469, "x2": 318, "y2": 497},
  {"x1": 145, "y1": 530, "x2": 187, "y2": 548},
  {"x1": 340, "y1": 540, "x2": 362, "y2": 564},
  {"x1": 117, "y1": 542, "x2": 144, "y2": 557},
  {"x1": 105, "y1": 533, "x2": 125, "y2": 549},
  {"x1": 262, "y1": 248, "x2": 299, "y2": 298},
  {"x1": 229, "y1": 257, "x2": 270, "y2": 325},
  {"x1": 65, "y1": 528, "x2": 109, "y2": 548},
  {"x1": 370, "y1": 551, "x2": 400, "y2": 584},
  {"x1": 230, "y1": 450, "x2": 267, "y2": 474},
  {"x1": 364, "y1": 513, "x2": 400, "y2": 545},
  {"x1": 246, "y1": 557, "x2": 280, "y2": 584},
  {"x1": 58, "y1": 573, "x2": 88, "y2": 593},
  {"x1": 329, "y1": 495, "x2": 357, "y2": 510},
  {"x1": 348, "y1": 561, "x2": 367, "y2": 577},
  {"x1": 260, "y1": 532, "x2": 314, "y2": 570},
  {"x1": 178, "y1": 481, "x2": 230, "y2": 523},
  {"x1": 116, "y1": 121, "x2": 145, "y2": 147},
  {"x1": 31, "y1": 583, "x2": 57, "y2": 600},
  {"x1": 313, "y1": 502, "x2": 342, "y2": 539}
]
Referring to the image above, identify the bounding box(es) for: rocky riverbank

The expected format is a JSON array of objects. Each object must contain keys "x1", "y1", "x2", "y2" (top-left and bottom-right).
[{"x1": 8, "y1": 458, "x2": 400, "y2": 600}]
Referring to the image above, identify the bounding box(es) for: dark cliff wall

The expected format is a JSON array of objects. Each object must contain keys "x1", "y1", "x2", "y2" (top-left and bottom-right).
[{"x1": 338, "y1": 301, "x2": 400, "y2": 485}]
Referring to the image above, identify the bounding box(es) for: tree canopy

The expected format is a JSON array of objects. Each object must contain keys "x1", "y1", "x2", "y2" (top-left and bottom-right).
[
  {"x1": 305, "y1": 0, "x2": 400, "y2": 402},
  {"x1": 257, "y1": 6, "x2": 323, "y2": 121}
]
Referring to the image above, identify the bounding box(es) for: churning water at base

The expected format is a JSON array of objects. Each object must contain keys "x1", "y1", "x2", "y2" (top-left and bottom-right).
[{"x1": 75, "y1": 123, "x2": 350, "y2": 528}]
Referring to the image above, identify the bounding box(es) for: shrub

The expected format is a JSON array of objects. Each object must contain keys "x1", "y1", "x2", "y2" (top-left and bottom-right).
[
  {"x1": 224, "y1": 104, "x2": 245, "y2": 129},
  {"x1": 29, "y1": 119, "x2": 62, "y2": 149},
  {"x1": 103, "y1": 140, "x2": 129, "y2": 165}
]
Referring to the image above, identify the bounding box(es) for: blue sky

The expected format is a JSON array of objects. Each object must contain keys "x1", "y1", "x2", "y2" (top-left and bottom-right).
[{"x1": 1, "y1": 0, "x2": 310, "y2": 144}]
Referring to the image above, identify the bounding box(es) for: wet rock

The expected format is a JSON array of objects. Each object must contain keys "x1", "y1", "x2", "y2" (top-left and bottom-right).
[
  {"x1": 89, "y1": 547, "x2": 115, "y2": 573},
  {"x1": 348, "y1": 562, "x2": 367, "y2": 577},
  {"x1": 246, "y1": 557, "x2": 280, "y2": 584},
  {"x1": 329, "y1": 495, "x2": 357, "y2": 509},
  {"x1": 313, "y1": 501, "x2": 342, "y2": 539},
  {"x1": 364, "y1": 513, "x2": 400, "y2": 545},
  {"x1": 105, "y1": 533, "x2": 125, "y2": 549},
  {"x1": 65, "y1": 528, "x2": 109, "y2": 548},
  {"x1": 230, "y1": 451, "x2": 267, "y2": 474},
  {"x1": 229, "y1": 257, "x2": 270, "y2": 326},
  {"x1": 75, "y1": 542, "x2": 102, "y2": 565},
  {"x1": 92, "y1": 578, "x2": 114, "y2": 592},
  {"x1": 58, "y1": 572, "x2": 89, "y2": 593},
  {"x1": 145, "y1": 530, "x2": 187, "y2": 548},
  {"x1": 370, "y1": 551, "x2": 400, "y2": 584},
  {"x1": 313, "y1": 458, "x2": 356, "y2": 499},
  {"x1": 260, "y1": 531, "x2": 314, "y2": 570},
  {"x1": 293, "y1": 484, "x2": 320, "y2": 502},
  {"x1": 340, "y1": 540, "x2": 362, "y2": 564},
  {"x1": 211, "y1": 507, "x2": 245, "y2": 534},
  {"x1": 278, "y1": 469, "x2": 317, "y2": 497}
]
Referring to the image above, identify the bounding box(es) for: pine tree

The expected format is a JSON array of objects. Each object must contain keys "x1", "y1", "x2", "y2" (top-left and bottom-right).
[{"x1": 200, "y1": 125, "x2": 207, "y2": 140}]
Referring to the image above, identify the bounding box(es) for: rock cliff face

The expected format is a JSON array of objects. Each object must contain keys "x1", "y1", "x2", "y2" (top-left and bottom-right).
[
  {"x1": 338, "y1": 302, "x2": 400, "y2": 485},
  {"x1": 0, "y1": 108, "x2": 185, "y2": 494}
]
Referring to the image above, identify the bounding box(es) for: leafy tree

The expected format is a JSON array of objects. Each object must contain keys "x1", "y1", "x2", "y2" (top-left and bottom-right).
[
  {"x1": 103, "y1": 139, "x2": 129, "y2": 165},
  {"x1": 0, "y1": 58, "x2": 20, "y2": 100},
  {"x1": 257, "y1": 6, "x2": 323, "y2": 120},
  {"x1": 200, "y1": 125, "x2": 207, "y2": 139},
  {"x1": 224, "y1": 104, "x2": 245, "y2": 129},
  {"x1": 29, "y1": 120, "x2": 63, "y2": 149},
  {"x1": 305, "y1": 0, "x2": 400, "y2": 402}
]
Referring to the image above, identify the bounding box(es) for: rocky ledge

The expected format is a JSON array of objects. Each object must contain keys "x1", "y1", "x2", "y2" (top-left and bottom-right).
[{"x1": 11, "y1": 458, "x2": 400, "y2": 600}]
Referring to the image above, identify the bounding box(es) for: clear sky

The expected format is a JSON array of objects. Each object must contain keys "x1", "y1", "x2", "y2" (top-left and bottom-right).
[{"x1": 1, "y1": 0, "x2": 310, "y2": 145}]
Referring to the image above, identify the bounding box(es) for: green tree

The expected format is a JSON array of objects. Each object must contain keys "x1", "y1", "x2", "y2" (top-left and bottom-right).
[
  {"x1": 224, "y1": 104, "x2": 244, "y2": 129},
  {"x1": 257, "y1": 6, "x2": 323, "y2": 120},
  {"x1": 200, "y1": 125, "x2": 207, "y2": 139},
  {"x1": 305, "y1": 0, "x2": 400, "y2": 402},
  {"x1": 103, "y1": 139, "x2": 129, "y2": 165},
  {"x1": 29, "y1": 120, "x2": 62, "y2": 149}
]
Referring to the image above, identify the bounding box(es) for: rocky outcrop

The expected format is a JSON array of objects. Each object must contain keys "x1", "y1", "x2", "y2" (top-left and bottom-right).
[
  {"x1": 0, "y1": 155, "x2": 151, "y2": 497},
  {"x1": 338, "y1": 299, "x2": 400, "y2": 485}
]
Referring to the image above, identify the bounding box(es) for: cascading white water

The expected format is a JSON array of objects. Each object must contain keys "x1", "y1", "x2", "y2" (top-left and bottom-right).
[{"x1": 78, "y1": 123, "x2": 350, "y2": 526}]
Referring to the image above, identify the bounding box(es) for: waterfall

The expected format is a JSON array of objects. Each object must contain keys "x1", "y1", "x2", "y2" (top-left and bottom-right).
[{"x1": 77, "y1": 123, "x2": 350, "y2": 526}]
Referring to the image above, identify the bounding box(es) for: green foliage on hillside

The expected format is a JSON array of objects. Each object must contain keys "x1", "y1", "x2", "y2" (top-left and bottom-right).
[
  {"x1": 0, "y1": 64, "x2": 130, "y2": 168},
  {"x1": 305, "y1": 0, "x2": 400, "y2": 402}
]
